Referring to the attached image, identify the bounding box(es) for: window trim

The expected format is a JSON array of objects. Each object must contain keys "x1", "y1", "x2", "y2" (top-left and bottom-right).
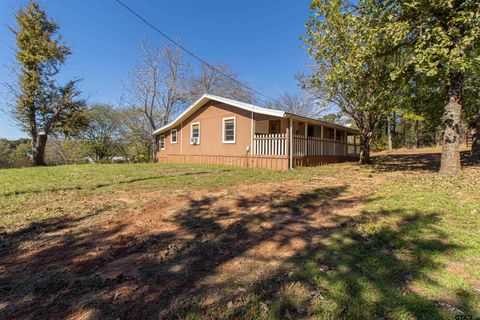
[
  {"x1": 190, "y1": 122, "x2": 200, "y2": 144},
  {"x1": 159, "y1": 135, "x2": 165, "y2": 150},
  {"x1": 222, "y1": 116, "x2": 236, "y2": 144},
  {"x1": 170, "y1": 129, "x2": 178, "y2": 144}
]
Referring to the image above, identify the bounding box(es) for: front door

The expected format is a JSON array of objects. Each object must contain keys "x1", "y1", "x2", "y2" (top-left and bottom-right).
[
  {"x1": 307, "y1": 124, "x2": 314, "y2": 137},
  {"x1": 269, "y1": 120, "x2": 281, "y2": 134}
]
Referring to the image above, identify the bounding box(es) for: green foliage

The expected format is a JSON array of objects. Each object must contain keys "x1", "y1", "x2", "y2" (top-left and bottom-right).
[
  {"x1": 463, "y1": 57, "x2": 480, "y2": 127},
  {"x1": 303, "y1": 0, "x2": 401, "y2": 113},
  {"x1": 0, "y1": 140, "x2": 12, "y2": 166},
  {"x1": 117, "y1": 107, "x2": 155, "y2": 162},
  {"x1": 378, "y1": 0, "x2": 479, "y2": 172},
  {"x1": 123, "y1": 141, "x2": 151, "y2": 163},
  {"x1": 304, "y1": 0, "x2": 479, "y2": 167},
  {"x1": 9, "y1": 141, "x2": 31, "y2": 167},
  {"x1": 11, "y1": 1, "x2": 70, "y2": 132},
  {"x1": 10, "y1": 1, "x2": 86, "y2": 165},
  {"x1": 0, "y1": 139, "x2": 31, "y2": 168},
  {"x1": 81, "y1": 104, "x2": 122, "y2": 162},
  {"x1": 302, "y1": 0, "x2": 405, "y2": 162},
  {"x1": 384, "y1": 0, "x2": 480, "y2": 79},
  {"x1": 44, "y1": 138, "x2": 89, "y2": 165},
  {"x1": 318, "y1": 113, "x2": 348, "y2": 125}
]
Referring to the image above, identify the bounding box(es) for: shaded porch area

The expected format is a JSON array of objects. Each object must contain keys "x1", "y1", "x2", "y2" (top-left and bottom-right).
[{"x1": 251, "y1": 115, "x2": 360, "y2": 167}]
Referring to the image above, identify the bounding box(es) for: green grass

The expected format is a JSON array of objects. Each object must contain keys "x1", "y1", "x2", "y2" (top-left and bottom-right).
[
  {"x1": 0, "y1": 163, "x2": 300, "y2": 231},
  {"x1": 291, "y1": 172, "x2": 480, "y2": 319},
  {"x1": 0, "y1": 159, "x2": 479, "y2": 319},
  {"x1": 0, "y1": 162, "x2": 295, "y2": 197}
]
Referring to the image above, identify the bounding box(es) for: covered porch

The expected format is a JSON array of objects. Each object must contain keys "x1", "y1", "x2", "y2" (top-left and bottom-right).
[{"x1": 250, "y1": 114, "x2": 360, "y2": 167}]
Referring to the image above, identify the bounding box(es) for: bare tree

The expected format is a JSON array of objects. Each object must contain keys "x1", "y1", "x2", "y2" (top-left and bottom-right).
[
  {"x1": 125, "y1": 40, "x2": 189, "y2": 132},
  {"x1": 186, "y1": 63, "x2": 254, "y2": 103},
  {"x1": 117, "y1": 107, "x2": 154, "y2": 162},
  {"x1": 124, "y1": 40, "x2": 189, "y2": 161},
  {"x1": 266, "y1": 91, "x2": 321, "y2": 118}
]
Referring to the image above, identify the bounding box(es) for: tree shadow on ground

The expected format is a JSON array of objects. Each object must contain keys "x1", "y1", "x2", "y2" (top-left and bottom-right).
[
  {"x1": 372, "y1": 150, "x2": 476, "y2": 172},
  {"x1": 231, "y1": 211, "x2": 463, "y2": 319},
  {"x1": 0, "y1": 183, "x2": 473, "y2": 319}
]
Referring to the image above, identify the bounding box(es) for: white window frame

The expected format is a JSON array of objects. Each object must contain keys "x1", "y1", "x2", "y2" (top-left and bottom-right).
[
  {"x1": 170, "y1": 129, "x2": 178, "y2": 144},
  {"x1": 159, "y1": 135, "x2": 165, "y2": 150},
  {"x1": 222, "y1": 116, "x2": 236, "y2": 144},
  {"x1": 190, "y1": 122, "x2": 200, "y2": 144}
]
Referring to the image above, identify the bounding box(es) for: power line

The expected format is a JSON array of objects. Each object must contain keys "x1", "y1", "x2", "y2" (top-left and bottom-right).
[{"x1": 114, "y1": 0, "x2": 279, "y2": 104}]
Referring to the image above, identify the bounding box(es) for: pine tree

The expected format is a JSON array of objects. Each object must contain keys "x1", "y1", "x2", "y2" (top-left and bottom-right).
[{"x1": 11, "y1": 1, "x2": 86, "y2": 165}]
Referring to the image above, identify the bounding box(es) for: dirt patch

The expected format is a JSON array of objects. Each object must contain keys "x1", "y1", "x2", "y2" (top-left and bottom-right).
[
  {"x1": 0, "y1": 170, "x2": 373, "y2": 319},
  {"x1": 1, "y1": 150, "x2": 477, "y2": 319}
]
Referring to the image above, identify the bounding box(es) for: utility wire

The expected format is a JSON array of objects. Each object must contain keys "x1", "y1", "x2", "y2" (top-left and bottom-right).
[{"x1": 114, "y1": 0, "x2": 279, "y2": 104}]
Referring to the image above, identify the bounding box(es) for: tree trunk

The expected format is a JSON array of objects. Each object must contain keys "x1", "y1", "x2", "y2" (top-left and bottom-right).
[
  {"x1": 32, "y1": 133, "x2": 48, "y2": 166},
  {"x1": 471, "y1": 122, "x2": 480, "y2": 163},
  {"x1": 439, "y1": 73, "x2": 463, "y2": 175},
  {"x1": 153, "y1": 135, "x2": 159, "y2": 162},
  {"x1": 387, "y1": 113, "x2": 393, "y2": 150},
  {"x1": 359, "y1": 129, "x2": 372, "y2": 165},
  {"x1": 413, "y1": 120, "x2": 420, "y2": 149}
]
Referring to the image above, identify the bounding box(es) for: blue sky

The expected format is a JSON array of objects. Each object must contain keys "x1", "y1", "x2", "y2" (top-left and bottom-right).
[{"x1": 0, "y1": 0, "x2": 312, "y2": 139}]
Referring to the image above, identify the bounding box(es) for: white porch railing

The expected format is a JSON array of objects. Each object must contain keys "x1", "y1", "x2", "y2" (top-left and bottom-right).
[
  {"x1": 293, "y1": 135, "x2": 357, "y2": 157},
  {"x1": 252, "y1": 133, "x2": 359, "y2": 157},
  {"x1": 253, "y1": 133, "x2": 287, "y2": 156}
]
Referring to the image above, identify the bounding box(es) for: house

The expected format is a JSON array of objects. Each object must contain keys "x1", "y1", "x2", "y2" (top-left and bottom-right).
[{"x1": 153, "y1": 94, "x2": 360, "y2": 170}]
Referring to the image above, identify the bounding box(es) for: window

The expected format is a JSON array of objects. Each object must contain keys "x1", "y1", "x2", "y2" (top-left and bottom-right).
[
  {"x1": 190, "y1": 122, "x2": 200, "y2": 144},
  {"x1": 222, "y1": 117, "x2": 236, "y2": 143},
  {"x1": 347, "y1": 135, "x2": 355, "y2": 144},
  {"x1": 171, "y1": 129, "x2": 178, "y2": 144},
  {"x1": 159, "y1": 135, "x2": 165, "y2": 150}
]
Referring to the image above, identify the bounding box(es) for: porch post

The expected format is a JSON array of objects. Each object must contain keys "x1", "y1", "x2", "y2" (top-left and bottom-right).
[
  {"x1": 180, "y1": 121, "x2": 183, "y2": 154},
  {"x1": 333, "y1": 128, "x2": 336, "y2": 156},
  {"x1": 355, "y1": 134, "x2": 359, "y2": 155},
  {"x1": 321, "y1": 126, "x2": 324, "y2": 156},
  {"x1": 250, "y1": 111, "x2": 254, "y2": 155},
  {"x1": 286, "y1": 121, "x2": 290, "y2": 167},
  {"x1": 289, "y1": 118, "x2": 293, "y2": 169},
  {"x1": 304, "y1": 123, "x2": 308, "y2": 156}
]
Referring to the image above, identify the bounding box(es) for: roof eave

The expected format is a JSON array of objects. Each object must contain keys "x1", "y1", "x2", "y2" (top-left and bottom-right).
[
  {"x1": 152, "y1": 94, "x2": 358, "y2": 136},
  {"x1": 153, "y1": 93, "x2": 285, "y2": 136}
]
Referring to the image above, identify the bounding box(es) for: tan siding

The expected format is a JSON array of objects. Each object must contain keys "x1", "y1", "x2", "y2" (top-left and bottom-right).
[
  {"x1": 157, "y1": 154, "x2": 289, "y2": 171},
  {"x1": 253, "y1": 116, "x2": 288, "y2": 134},
  {"x1": 183, "y1": 101, "x2": 253, "y2": 156},
  {"x1": 158, "y1": 125, "x2": 182, "y2": 155},
  {"x1": 156, "y1": 98, "x2": 359, "y2": 170}
]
